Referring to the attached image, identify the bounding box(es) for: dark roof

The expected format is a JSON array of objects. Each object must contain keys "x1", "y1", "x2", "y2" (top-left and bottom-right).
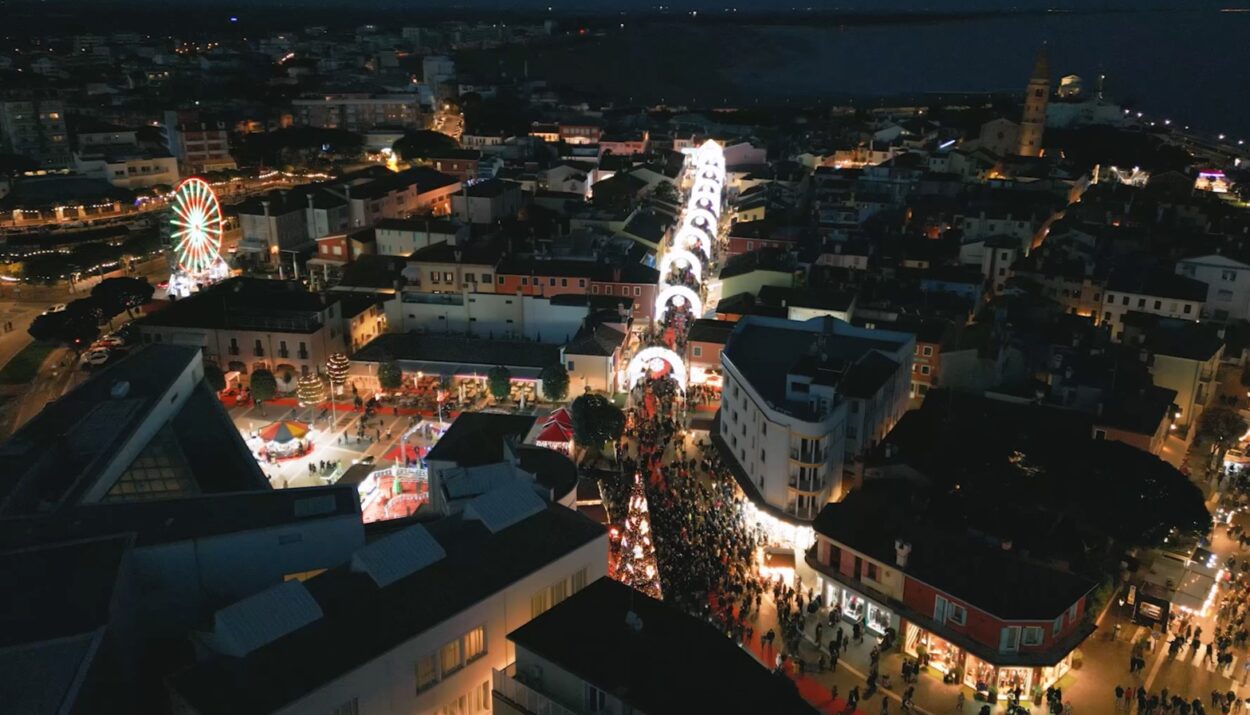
[
  {"x1": 374, "y1": 217, "x2": 460, "y2": 234},
  {"x1": 353, "y1": 333, "x2": 561, "y2": 372},
  {"x1": 0, "y1": 346, "x2": 267, "y2": 516},
  {"x1": 0, "y1": 485, "x2": 360, "y2": 551},
  {"x1": 507, "y1": 578, "x2": 819, "y2": 715},
  {"x1": 408, "y1": 239, "x2": 503, "y2": 266},
  {"x1": 138, "y1": 278, "x2": 337, "y2": 333},
  {"x1": 1106, "y1": 268, "x2": 1208, "y2": 303},
  {"x1": 812, "y1": 484, "x2": 1097, "y2": 620},
  {"x1": 620, "y1": 209, "x2": 672, "y2": 245},
  {"x1": 686, "y1": 318, "x2": 737, "y2": 345},
  {"x1": 757, "y1": 285, "x2": 855, "y2": 313},
  {"x1": 461, "y1": 178, "x2": 520, "y2": 199},
  {"x1": 839, "y1": 350, "x2": 901, "y2": 399},
  {"x1": 1132, "y1": 315, "x2": 1225, "y2": 362},
  {"x1": 0, "y1": 534, "x2": 130, "y2": 647},
  {"x1": 170, "y1": 506, "x2": 605, "y2": 715},
  {"x1": 1098, "y1": 384, "x2": 1178, "y2": 436},
  {"x1": 336, "y1": 254, "x2": 407, "y2": 290},
  {"x1": 564, "y1": 323, "x2": 627, "y2": 357},
  {"x1": 424, "y1": 412, "x2": 537, "y2": 466},
  {"x1": 516, "y1": 445, "x2": 579, "y2": 502},
  {"x1": 719, "y1": 247, "x2": 793, "y2": 279}
]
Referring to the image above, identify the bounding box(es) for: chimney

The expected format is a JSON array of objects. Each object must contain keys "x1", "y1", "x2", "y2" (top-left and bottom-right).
[
  {"x1": 261, "y1": 199, "x2": 271, "y2": 217},
  {"x1": 612, "y1": 266, "x2": 622, "y2": 283},
  {"x1": 894, "y1": 539, "x2": 911, "y2": 568}
]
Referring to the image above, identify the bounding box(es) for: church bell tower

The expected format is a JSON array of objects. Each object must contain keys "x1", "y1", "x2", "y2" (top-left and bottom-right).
[{"x1": 1017, "y1": 45, "x2": 1050, "y2": 157}]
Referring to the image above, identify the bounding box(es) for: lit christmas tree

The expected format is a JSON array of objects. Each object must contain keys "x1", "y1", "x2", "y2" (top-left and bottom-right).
[
  {"x1": 616, "y1": 474, "x2": 663, "y2": 600},
  {"x1": 297, "y1": 371, "x2": 327, "y2": 407},
  {"x1": 325, "y1": 353, "x2": 350, "y2": 395}
]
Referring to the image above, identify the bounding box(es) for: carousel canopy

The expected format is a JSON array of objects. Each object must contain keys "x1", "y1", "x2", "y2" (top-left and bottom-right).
[
  {"x1": 258, "y1": 420, "x2": 310, "y2": 444},
  {"x1": 544, "y1": 407, "x2": 573, "y2": 429},
  {"x1": 537, "y1": 420, "x2": 574, "y2": 444}
]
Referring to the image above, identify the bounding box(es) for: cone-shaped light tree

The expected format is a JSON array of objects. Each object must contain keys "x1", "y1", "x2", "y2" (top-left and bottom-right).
[{"x1": 616, "y1": 474, "x2": 663, "y2": 600}]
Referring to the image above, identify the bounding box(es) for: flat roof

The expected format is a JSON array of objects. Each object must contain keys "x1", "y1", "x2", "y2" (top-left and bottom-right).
[
  {"x1": 425, "y1": 412, "x2": 537, "y2": 467},
  {"x1": 508, "y1": 578, "x2": 818, "y2": 715},
  {"x1": 353, "y1": 333, "x2": 562, "y2": 373},
  {"x1": 138, "y1": 277, "x2": 336, "y2": 333},
  {"x1": 170, "y1": 505, "x2": 605, "y2": 715}
]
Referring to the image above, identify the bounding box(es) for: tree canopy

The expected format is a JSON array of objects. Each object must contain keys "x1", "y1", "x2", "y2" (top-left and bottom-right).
[
  {"x1": 203, "y1": 363, "x2": 227, "y2": 393},
  {"x1": 1197, "y1": 406, "x2": 1247, "y2": 452},
  {"x1": 540, "y1": 363, "x2": 570, "y2": 402},
  {"x1": 27, "y1": 308, "x2": 100, "y2": 349},
  {"x1": 250, "y1": 369, "x2": 277, "y2": 404},
  {"x1": 234, "y1": 127, "x2": 365, "y2": 167},
  {"x1": 487, "y1": 365, "x2": 512, "y2": 401},
  {"x1": 91, "y1": 277, "x2": 154, "y2": 317},
  {"x1": 392, "y1": 130, "x2": 460, "y2": 161},
  {"x1": 570, "y1": 392, "x2": 625, "y2": 450},
  {"x1": 377, "y1": 360, "x2": 403, "y2": 390}
]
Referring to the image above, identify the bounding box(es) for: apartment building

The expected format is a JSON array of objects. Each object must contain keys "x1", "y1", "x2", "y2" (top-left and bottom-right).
[
  {"x1": 292, "y1": 93, "x2": 422, "y2": 132},
  {"x1": 0, "y1": 97, "x2": 70, "y2": 167}
]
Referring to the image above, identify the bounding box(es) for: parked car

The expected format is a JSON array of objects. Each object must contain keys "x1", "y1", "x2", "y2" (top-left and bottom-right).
[
  {"x1": 42, "y1": 303, "x2": 67, "y2": 315},
  {"x1": 93, "y1": 336, "x2": 125, "y2": 349},
  {"x1": 79, "y1": 349, "x2": 110, "y2": 366}
]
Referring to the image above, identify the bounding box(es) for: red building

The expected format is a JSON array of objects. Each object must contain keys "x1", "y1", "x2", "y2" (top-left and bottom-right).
[
  {"x1": 494, "y1": 255, "x2": 659, "y2": 322},
  {"x1": 807, "y1": 484, "x2": 1096, "y2": 700},
  {"x1": 726, "y1": 219, "x2": 805, "y2": 257}
]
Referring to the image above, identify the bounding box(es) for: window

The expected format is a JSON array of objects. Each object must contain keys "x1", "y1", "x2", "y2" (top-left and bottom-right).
[
  {"x1": 566, "y1": 360, "x2": 576, "y2": 372},
  {"x1": 1052, "y1": 615, "x2": 1064, "y2": 637},
  {"x1": 465, "y1": 626, "x2": 486, "y2": 662},
  {"x1": 521, "y1": 277, "x2": 528, "y2": 286},
  {"x1": 1022, "y1": 626, "x2": 1044, "y2": 646},
  {"x1": 440, "y1": 638, "x2": 463, "y2": 675},
  {"x1": 497, "y1": 276, "x2": 504, "y2": 285},
  {"x1": 935, "y1": 595, "x2": 949, "y2": 622},
  {"x1": 1137, "y1": 298, "x2": 1145, "y2": 308},
  {"x1": 572, "y1": 567, "x2": 588, "y2": 593},
  {"x1": 747, "y1": 241, "x2": 754, "y2": 250},
  {"x1": 1154, "y1": 300, "x2": 1162, "y2": 310},
  {"x1": 760, "y1": 449, "x2": 766, "y2": 463},
  {"x1": 1094, "y1": 428, "x2": 1106, "y2": 440},
  {"x1": 416, "y1": 654, "x2": 438, "y2": 692},
  {"x1": 921, "y1": 346, "x2": 933, "y2": 356},
  {"x1": 333, "y1": 698, "x2": 360, "y2": 715},
  {"x1": 550, "y1": 578, "x2": 569, "y2": 605},
  {"x1": 1001, "y1": 625, "x2": 1021, "y2": 652},
  {"x1": 591, "y1": 285, "x2": 600, "y2": 295},
  {"x1": 920, "y1": 365, "x2": 930, "y2": 375},
  {"x1": 948, "y1": 603, "x2": 967, "y2": 625},
  {"x1": 865, "y1": 562, "x2": 878, "y2": 580},
  {"x1": 1184, "y1": 304, "x2": 1193, "y2": 314},
  {"x1": 634, "y1": 286, "x2": 642, "y2": 297},
  {"x1": 692, "y1": 346, "x2": 703, "y2": 357},
  {"x1": 605, "y1": 285, "x2": 613, "y2": 295},
  {"x1": 579, "y1": 279, "x2": 587, "y2": 288},
  {"x1": 1068, "y1": 602, "x2": 1079, "y2": 623},
  {"x1": 1122, "y1": 296, "x2": 1129, "y2": 306},
  {"x1": 1223, "y1": 270, "x2": 1237, "y2": 282},
  {"x1": 585, "y1": 684, "x2": 608, "y2": 713},
  {"x1": 561, "y1": 278, "x2": 568, "y2": 287},
  {"x1": 1103, "y1": 311, "x2": 1111, "y2": 321}
]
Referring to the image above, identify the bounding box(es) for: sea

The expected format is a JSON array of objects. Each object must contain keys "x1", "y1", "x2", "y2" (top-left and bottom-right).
[{"x1": 525, "y1": 9, "x2": 1250, "y2": 139}]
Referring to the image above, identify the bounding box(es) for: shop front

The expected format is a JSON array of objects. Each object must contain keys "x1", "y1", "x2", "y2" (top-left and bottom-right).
[
  {"x1": 903, "y1": 622, "x2": 1076, "y2": 699},
  {"x1": 818, "y1": 583, "x2": 897, "y2": 637}
]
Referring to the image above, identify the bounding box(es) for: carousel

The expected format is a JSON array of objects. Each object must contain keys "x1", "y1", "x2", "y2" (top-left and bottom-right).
[{"x1": 256, "y1": 419, "x2": 312, "y2": 460}]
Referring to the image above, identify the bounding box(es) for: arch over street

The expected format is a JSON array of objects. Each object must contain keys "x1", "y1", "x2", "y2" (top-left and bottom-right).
[
  {"x1": 658, "y1": 248, "x2": 704, "y2": 284},
  {"x1": 675, "y1": 226, "x2": 712, "y2": 256},
  {"x1": 625, "y1": 346, "x2": 688, "y2": 391},
  {"x1": 654, "y1": 284, "x2": 703, "y2": 323}
]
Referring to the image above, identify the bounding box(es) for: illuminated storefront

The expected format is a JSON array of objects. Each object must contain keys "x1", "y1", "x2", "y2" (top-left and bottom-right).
[
  {"x1": 902, "y1": 621, "x2": 1075, "y2": 699},
  {"x1": 904, "y1": 623, "x2": 963, "y2": 675}
]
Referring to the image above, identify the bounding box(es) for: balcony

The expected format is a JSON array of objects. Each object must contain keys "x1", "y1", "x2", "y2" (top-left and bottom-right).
[
  {"x1": 492, "y1": 664, "x2": 579, "y2": 715},
  {"x1": 253, "y1": 347, "x2": 265, "y2": 357},
  {"x1": 278, "y1": 349, "x2": 290, "y2": 359},
  {"x1": 228, "y1": 346, "x2": 240, "y2": 356},
  {"x1": 298, "y1": 350, "x2": 309, "y2": 360}
]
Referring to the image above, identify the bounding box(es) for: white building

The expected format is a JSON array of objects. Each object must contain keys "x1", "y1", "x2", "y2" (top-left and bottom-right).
[
  {"x1": 423, "y1": 55, "x2": 456, "y2": 94},
  {"x1": 716, "y1": 316, "x2": 914, "y2": 537},
  {"x1": 390, "y1": 288, "x2": 590, "y2": 344},
  {"x1": 168, "y1": 497, "x2": 607, "y2": 715},
  {"x1": 73, "y1": 149, "x2": 179, "y2": 189},
  {"x1": 451, "y1": 178, "x2": 524, "y2": 224},
  {"x1": 1176, "y1": 254, "x2": 1250, "y2": 322},
  {"x1": 1100, "y1": 269, "x2": 1208, "y2": 341},
  {"x1": 375, "y1": 217, "x2": 466, "y2": 256}
]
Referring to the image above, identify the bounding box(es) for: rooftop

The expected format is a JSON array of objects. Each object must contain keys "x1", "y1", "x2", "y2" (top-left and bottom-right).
[
  {"x1": 352, "y1": 333, "x2": 561, "y2": 376},
  {"x1": 424, "y1": 412, "x2": 537, "y2": 467},
  {"x1": 507, "y1": 578, "x2": 818, "y2": 715},
  {"x1": 138, "y1": 277, "x2": 337, "y2": 334},
  {"x1": 0, "y1": 345, "x2": 267, "y2": 517},
  {"x1": 170, "y1": 505, "x2": 605, "y2": 715},
  {"x1": 812, "y1": 483, "x2": 1097, "y2": 620}
]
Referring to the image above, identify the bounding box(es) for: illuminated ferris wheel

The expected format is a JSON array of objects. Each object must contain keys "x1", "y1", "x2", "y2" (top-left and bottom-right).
[{"x1": 169, "y1": 177, "x2": 224, "y2": 275}]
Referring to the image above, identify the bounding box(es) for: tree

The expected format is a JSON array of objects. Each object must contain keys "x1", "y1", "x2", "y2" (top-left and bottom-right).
[
  {"x1": 377, "y1": 360, "x2": 403, "y2": 390},
  {"x1": 540, "y1": 363, "x2": 570, "y2": 402},
  {"x1": 28, "y1": 309, "x2": 100, "y2": 350},
  {"x1": 615, "y1": 474, "x2": 663, "y2": 600},
  {"x1": 653, "y1": 180, "x2": 679, "y2": 203},
  {"x1": 571, "y1": 392, "x2": 626, "y2": 454},
  {"x1": 1197, "y1": 406, "x2": 1248, "y2": 469},
  {"x1": 250, "y1": 369, "x2": 277, "y2": 416},
  {"x1": 326, "y1": 352, "x2": 350, "y2": 395},
  {"x1": 92, "y1": 277, "x2": 155, "y2": 318},
  {"x1": 487, "y1": 365, "x2": 512, "y2": 402},
  {"x1": 204, "y1": 363, "x2": 227, "y2": 393},
  {"x1": 65, "y1": 297, "x2": 108, "y2": 327},
  {"x1": 392, "y1": 130, "x2": 460, "y2": 161},
  {"x1": 297, "y1": 371, "x2": 327, "y2": 407}
]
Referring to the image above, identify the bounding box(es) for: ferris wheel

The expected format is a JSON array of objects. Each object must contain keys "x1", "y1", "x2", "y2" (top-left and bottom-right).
[{"x1": 169, "y1": 177, "x2": 224, "y2": 275}]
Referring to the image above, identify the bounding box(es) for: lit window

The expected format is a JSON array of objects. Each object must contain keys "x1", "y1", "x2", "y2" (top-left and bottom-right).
[
  {"x1": 1022, "y1": 626, "x2": 1044, "y2": 646},
  {"x1": 440, "y1": 638, "x2": 463, "y2": 675},
  {"x1": 464, "y1": 626, "x2": 486, "y2": 662},
  {"x1": 416, "y1": 654, "x2": 438, "y2": 691}
]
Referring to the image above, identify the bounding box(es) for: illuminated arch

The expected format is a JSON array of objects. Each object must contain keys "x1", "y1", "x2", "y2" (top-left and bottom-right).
[
  {"x1": 692, "y1": 177, "x2": 722, "y2": 198},
  {"x1": 654, "y1": 284, "x2": 703, "y2": 323},
  {"x1": 696, "y1": 139, "x2": 723, "y2": 162},
  {"x1": 626, "y1": 346, "x2": 687, "y2": 391},
  {"x1": 675, "y1": 226, "x2": 712, "y2": 256},
  {"x1": 658, "y1": 248, "x2": 704, "y2": 284},
  {"x1": 698, "y1": 167, "x2": 724, "y2": 184},
  {"x1": 683, "y1": 207, "x2": 718, "y2": 236},
  {"x1": 693, "y1": 195, "x2": 720, "y2": 217}
]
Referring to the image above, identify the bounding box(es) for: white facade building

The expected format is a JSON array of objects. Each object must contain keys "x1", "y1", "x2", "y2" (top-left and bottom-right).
[
  {"x1": 716, "y1": 316, "x2": 914, "y2": 532},
  {"x1": 1100, "y1": 270, "x2": 1208, "y2": 340},
  {"x1": 1176, "y1": 254, "x2": 1250, "y2": 322},
  {"x1": 375, "y1": 217, "x2": 466, "y2": 256},
  {"x1": 390, "y1": 289, "x2": 589, "y2": 344},
  {"x1": 73, "y1": 150, "x2": 179, "y2": 189},
  {"x1": 169, "y1": 500, "x2": 607, "y2": 715}
]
